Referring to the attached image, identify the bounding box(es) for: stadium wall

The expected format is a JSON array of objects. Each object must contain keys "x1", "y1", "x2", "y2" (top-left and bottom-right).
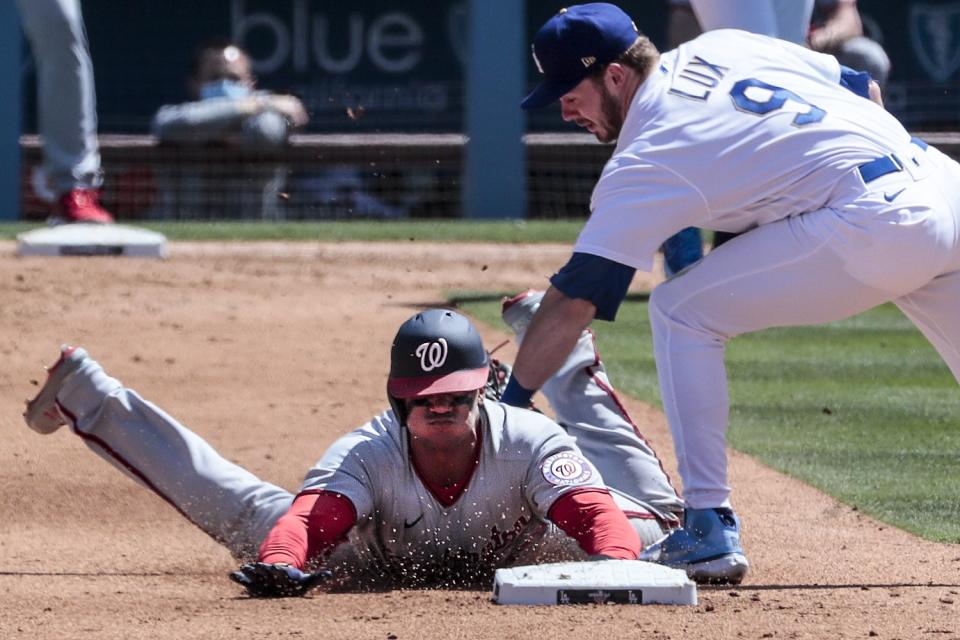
[{"x1": 19, "y1": 0, "x2": 960, "y2": 134}]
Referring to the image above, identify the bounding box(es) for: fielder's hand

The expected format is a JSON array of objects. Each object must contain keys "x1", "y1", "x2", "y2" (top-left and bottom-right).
[{"x1": 230, "y1": 562, "x2": 328, "y2": 598}]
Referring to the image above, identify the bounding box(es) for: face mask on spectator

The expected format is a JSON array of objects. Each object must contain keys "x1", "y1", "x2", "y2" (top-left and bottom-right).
[{"x1": 199, "y1": 79, "x2": 251, "y2": 100}]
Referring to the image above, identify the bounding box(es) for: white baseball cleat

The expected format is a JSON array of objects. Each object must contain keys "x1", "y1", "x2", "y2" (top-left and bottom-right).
[
  {"x1": 501, "y1": 289, "x2": 544, "y2": 338},
  {"x1": 24, "y1": 345, "x2": 88, "y2": 434}
]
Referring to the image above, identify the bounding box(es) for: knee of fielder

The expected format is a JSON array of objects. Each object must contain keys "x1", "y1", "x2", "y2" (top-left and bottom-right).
[{"x1": 649, "y1": 283, "x2": 733, "y2": 347}]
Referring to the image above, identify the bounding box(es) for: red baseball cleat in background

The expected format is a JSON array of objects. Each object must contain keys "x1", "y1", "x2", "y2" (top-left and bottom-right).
[{"x1": 59, "y1": 189, "x2": 115, "y2": 224}]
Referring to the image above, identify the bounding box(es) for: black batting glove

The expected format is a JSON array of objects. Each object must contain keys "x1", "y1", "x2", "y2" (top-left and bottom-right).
[{"x1": 229, "y1": 562, "x2": 329, "y2": 598}]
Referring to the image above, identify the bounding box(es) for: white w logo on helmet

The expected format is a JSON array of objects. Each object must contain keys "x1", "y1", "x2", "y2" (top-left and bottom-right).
[{"x1": 415, "y1": 338, "x2": 448, "y2": 372}]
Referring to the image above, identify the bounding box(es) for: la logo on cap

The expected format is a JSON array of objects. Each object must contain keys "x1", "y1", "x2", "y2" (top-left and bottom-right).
[{"x1": 522, "y1": 3, "x2": 643, "y2": 110}]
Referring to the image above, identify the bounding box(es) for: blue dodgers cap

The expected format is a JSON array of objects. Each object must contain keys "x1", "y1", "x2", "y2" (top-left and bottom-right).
[{"x1": 522, "y1": 3, "x2": 640, "y2": 110}]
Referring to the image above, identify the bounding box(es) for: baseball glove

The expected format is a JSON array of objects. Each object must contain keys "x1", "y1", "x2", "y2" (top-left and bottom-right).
[
  {"x1": 484, "y1": 357, "x2": 512, "y2": 402},
  {"x1": 230, "y1": 562, "x2": 329, "y2": 598}
]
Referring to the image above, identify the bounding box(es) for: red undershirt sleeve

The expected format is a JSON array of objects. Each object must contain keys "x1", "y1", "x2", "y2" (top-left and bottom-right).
[
  {"x1": 257, "y1": 490, "x2": 357, "y2": 568},
  {"x1": 547, "y1": 489, "x2": 641, "y2": 560}
]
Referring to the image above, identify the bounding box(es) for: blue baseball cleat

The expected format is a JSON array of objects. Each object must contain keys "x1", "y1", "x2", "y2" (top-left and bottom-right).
[{"x1": 640, "y1": 507, "x2": 749, "y2": 584}]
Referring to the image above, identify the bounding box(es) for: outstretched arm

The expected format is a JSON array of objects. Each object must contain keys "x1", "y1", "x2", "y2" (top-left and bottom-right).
[
  {"x1": 257, "y1": 490, "x2": 356, "y2": 567},
  {"x1": 548, "y1": 489, "x2": 641, "y2": 559},
  {"x1": 503, "y1": 286, "x2": 597, "y2": 405},
  {"x1": 502, "y1": 252, "x2": 635, "y2": 406},
  {"x1": 808, "y1": 0, "x2": 863, "y2": 53}
]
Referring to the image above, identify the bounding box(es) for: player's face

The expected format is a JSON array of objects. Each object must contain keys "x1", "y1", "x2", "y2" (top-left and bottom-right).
[
  {"x1": 405, "y1": 390, "x2": 481, "y2": 440},
  {"x1": 193, "y1": 46, "x2": 255, "y2": 94},
  {"x1": 559, "y1": 76, "x2": 624, "y2": 143}
]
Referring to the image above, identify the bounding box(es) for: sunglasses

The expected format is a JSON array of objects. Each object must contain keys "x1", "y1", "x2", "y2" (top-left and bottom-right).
[{"x1": 407, "y1": 392, "x2": 477, "y2": 408}]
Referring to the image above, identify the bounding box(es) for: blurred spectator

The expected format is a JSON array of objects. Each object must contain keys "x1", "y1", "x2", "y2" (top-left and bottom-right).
[
  {"x1": 666, "y1": 0, "x2": 702, "y2": 49},
  {"x1": 809, "y1": 0, "x2": 890, "y2": 89},
  {"x1": 150, "y1": 40, "x2": 308, "y2": 220},
  {"x1": 17, "y1": 0, "x2": 114, "y2": 224},
  {"x1": 686, "y1": 0, "x2": 814, "y2": 44},
  {"x1": 153, "y1": 41, "x2": 308, "y2": 146}
]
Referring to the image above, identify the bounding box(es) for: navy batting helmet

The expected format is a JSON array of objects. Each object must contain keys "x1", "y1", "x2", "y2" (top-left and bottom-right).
[{"x1": 387, "y1": 309, "x2": 489, "y2": 423}]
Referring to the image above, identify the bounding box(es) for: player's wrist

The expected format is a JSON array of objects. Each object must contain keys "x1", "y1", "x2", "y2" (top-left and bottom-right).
[{"x1": 501, "y1": 377, "x2": 536, "y2": 408}]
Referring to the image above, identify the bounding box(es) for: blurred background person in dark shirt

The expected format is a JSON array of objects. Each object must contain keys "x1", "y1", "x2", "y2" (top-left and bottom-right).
[{"x1": 150, "y1": 40, "x2": 308, "y2": 220}]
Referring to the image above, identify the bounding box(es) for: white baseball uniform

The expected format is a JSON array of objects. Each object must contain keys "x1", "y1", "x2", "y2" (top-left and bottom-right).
[
  {"x1": 50, "y1": 331, "x2": 680, "y2": 585},
  {"x1": 574, "y1": 30, "x2": 960, "y2": 509}
]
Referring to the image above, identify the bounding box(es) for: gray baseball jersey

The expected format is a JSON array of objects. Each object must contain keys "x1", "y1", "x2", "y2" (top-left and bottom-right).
[{"x1": 300, "y1": 402, "x2": 604, "y2": 584}]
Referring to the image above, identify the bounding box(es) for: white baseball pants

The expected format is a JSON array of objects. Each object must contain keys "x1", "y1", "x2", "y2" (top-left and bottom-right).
[{"x1": 650, "y1": 144, "x2": 960, "y2": 509}]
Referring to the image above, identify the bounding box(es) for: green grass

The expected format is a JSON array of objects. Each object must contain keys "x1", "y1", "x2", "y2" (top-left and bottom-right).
[
  {"x1": 7, "y1": 216, "x2": 955, "y2": 542},
  {"x1": 0, "y1": 222, "x2": 38, "y2": 238},
  {"x1": 456, "y1": 295, "x2": 960, "y2": 543},
  {"x1": 0, "y1": 220, "x2": 584, "y2": 243}
]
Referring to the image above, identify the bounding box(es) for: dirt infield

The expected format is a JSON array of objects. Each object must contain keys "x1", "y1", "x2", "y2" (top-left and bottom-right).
[{"x1": 1, "y1": 240, "x2": 957, "y2": 640}]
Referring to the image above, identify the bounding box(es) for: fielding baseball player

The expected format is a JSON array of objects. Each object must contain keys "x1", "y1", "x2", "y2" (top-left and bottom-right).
[
  {"x1": 24, "y1": 307, "x2": 682, "y2": 596},
  {"x1": 503, "y1": 3, "x2": 960, "y2": 585}
]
